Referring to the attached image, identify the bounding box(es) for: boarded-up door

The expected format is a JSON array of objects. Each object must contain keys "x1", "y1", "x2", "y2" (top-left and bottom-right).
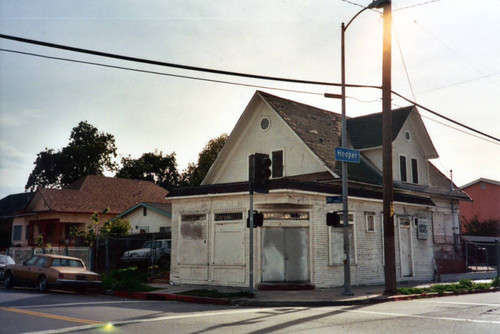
[
  {"x1": 399, "y1": 218, "x2": 413, "y2": 277},
  {"x1": 262, "y1": 228, "x2": 309, "y2": 282}
]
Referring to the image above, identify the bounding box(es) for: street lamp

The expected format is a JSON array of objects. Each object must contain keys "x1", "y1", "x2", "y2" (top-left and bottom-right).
[{"x1": 326, "y1": 0, "x2": 392, "y2": 296}]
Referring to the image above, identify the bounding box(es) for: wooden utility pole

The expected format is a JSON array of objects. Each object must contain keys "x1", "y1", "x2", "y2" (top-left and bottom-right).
[{"x1": 381, "y1": 0, "x2": 397, "y2": 294}]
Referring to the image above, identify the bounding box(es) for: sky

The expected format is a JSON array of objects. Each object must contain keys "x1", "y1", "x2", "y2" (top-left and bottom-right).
[{"x1": 0, "y1": 0, "x2": 499, "y2": 199}]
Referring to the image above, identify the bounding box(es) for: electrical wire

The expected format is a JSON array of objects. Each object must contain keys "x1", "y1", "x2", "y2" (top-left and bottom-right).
[
  {"x1": 413, "y1": 20, "x2": 500, "y2": 89},
  {"x1": 1, "y1": 34, "x2": 498, "y2": 144},
  {"x1": 393, "y1": 17, "x2": 417, "y2": 101},
  {"x1": 393, "y1": 0, "x2": 442, "y2": 12},
  {"x1": 0, "y1": 34, "x2": 379, "y2": 91}
]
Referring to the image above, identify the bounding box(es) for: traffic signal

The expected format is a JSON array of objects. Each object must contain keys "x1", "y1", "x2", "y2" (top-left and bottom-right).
[
  {"x1": 326, "y1": 212, "x2": 341, "y2": 226},
  {"x1": 247, "y1": 210, "x2": 264, "y2": 228},
  {"x1": 249, "y1": 153, "x2": 272, "y2": 193}
]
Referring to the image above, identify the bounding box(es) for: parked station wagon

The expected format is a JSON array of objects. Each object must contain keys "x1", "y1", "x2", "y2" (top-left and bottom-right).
[{"x1": 3, "y1": 254, "x2": 101, "y2": 292}]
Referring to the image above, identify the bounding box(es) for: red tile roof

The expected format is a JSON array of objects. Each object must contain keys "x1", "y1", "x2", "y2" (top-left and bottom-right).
[{"x1": 36, "y1": 175, "x2": 168, "y2": 214}]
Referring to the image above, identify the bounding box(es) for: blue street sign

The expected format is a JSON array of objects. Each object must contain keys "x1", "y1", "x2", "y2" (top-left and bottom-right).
[
  {"x1": 335, "y1": 147, "x2": 360, "y2": 163},
  {"x1": 326, "y1": 196, "x2": 343, "y2": 204}
]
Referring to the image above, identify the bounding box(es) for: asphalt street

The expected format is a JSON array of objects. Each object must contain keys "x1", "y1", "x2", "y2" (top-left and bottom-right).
[{"x1": 1, "y1": 288, "x2": 499, "y2": 334}]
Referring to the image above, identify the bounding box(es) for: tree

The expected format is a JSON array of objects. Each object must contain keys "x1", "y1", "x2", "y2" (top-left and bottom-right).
[
  {"x1": 116, "y1": 150, "x2": 180, "y2": 190},
  {"x1": 180, "y1": 134, "x2": 228, "y2": 186},
  {"x1": 462, "y1": 216, "x2": 500, "y2": 237},
  {"x1": 26, "y1": 121, "x2": 117, "y2": 191}
]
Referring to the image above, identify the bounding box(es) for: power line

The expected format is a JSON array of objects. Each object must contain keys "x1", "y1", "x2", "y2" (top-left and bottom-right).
[
  {"x1": 1, "y1": 34, "x2": 498, "y2": 144},
  {"x1": 391, "y1": 91, "x2": 500, "y2": 143},
  {"x1": 0, "y1": 48, "x2": 327, "y2": 97},
  {"x1": 0, "y1": 34, "x2": 378, "y2": 91},
  {"x1": 393, "y1": 0, "x2": 442, "y2": 12}
]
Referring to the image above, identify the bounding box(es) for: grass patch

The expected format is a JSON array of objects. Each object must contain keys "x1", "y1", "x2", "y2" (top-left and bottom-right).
[
  {"x1": 176, "y1": 289, "x2": 251, "y2": 299},
  {"x1": 397, "y1": 279, "x2": 498, "y2": 295},
  {"x1": 102, "y1": 267, "x2": 156, "y2": 292}
]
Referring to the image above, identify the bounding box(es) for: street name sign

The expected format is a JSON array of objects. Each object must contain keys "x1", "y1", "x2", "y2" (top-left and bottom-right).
[
  {"x1": 335, "y1": 147, "x2": 360, "y2": 163},
  {"x1": 326, "y1": 196, "x2": 343, "y2": 204}
]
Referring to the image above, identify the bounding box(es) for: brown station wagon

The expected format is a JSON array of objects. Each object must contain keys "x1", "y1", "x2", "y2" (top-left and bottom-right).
[{"x1": 3, "y1": 254, "x2": 101, "y2": 292}]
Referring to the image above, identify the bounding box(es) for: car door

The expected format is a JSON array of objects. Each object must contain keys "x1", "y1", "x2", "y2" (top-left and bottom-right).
[{"x1": 15, "y1": 256, "x2": 39, "y2": 284}]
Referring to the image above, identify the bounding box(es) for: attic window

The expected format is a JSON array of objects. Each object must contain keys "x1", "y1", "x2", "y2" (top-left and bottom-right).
[
  {"x1": 260, "y1": 117, "x2": 270, "y2": 131},
  {"x1": 404, "y1": 130, "x2": 411, "y2": 142}
]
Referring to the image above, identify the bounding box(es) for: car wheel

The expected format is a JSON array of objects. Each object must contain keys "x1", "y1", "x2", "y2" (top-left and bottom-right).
[
  {"x1": 4, "y1": 271, "x2": 14, "y2": 289},
  {"x1": 38, "y1": 276, "x2": 49, "y2": 293}
]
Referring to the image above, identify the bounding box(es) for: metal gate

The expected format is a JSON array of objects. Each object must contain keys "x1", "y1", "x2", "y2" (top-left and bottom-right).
[{"x1": 261, "y1": 227, "x2": 309, "y2": 282}]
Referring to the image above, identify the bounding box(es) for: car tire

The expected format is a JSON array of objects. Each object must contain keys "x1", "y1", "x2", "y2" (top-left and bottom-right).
[
  {"x1": 4, "y1": 271, "x2": 14, "y2": 289},
  {"x1": 38, "y1": 275, "x2": 49, "y2": 293}
]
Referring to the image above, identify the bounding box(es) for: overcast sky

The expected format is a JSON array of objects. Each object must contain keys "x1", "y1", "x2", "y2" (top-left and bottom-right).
[{"x1": 1, "y1": 0, "x2": 499, "y2": 199}]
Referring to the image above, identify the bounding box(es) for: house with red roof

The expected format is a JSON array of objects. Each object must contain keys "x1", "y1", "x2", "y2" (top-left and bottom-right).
[
  {"x1": 167, "y1": 91, "x2": 469, "y2": 289},
  {"x1": 10, "y1": 175, "x2": 169, "y2": 247}
]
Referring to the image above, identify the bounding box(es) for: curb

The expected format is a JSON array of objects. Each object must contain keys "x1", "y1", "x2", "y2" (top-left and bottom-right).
[{"x1": 387, "y1": 287, "x2": 500, "y2": 302}]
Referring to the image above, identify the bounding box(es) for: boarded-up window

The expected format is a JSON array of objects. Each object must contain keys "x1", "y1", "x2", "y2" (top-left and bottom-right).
[
  {"x1": 178, "y1": 214, "x2": 207, "y2": 265},
  {"x1": 329, "y1": 213, "x2": 355, "y2": 265},
  {"x1": 264, "y1": 212, "x2": 309, "y2": 220}
]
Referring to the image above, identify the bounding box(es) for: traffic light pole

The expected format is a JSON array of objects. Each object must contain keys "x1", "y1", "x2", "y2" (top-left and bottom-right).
[{"x1": 249, "y1": 184, "x2": 254, "y2": 295}]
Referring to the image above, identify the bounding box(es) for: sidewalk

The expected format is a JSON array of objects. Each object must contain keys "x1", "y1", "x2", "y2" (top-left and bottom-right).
[{"x1": 112, "y1": 272, "x2": 499, "y2": 307}]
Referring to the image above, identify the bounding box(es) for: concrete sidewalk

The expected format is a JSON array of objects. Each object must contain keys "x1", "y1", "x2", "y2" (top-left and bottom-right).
[{"x1": 112, "y1": 272, "x2": 499, "y2": 307}]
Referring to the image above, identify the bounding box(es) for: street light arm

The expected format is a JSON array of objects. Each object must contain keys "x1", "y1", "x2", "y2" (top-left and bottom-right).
[{"x1": 344, "y1": 0, "x2": 388, "y2": 31}]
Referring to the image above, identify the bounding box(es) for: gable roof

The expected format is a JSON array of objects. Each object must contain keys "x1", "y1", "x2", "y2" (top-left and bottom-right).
[
  {"x1": 347, "y1": 106, "x2": 414, "y2": 149},
  {"x1": 0, "y1": 192, "x2": 34, "y2": 218},
  {"x1": 258, "y1": 91, "x2": 383, "y2": 183},
  {"x1": 460, "y1": 178, "x2": 500, "y2": 189},
  {"x1": 115, "y1": 202, "x2": 172, "y2": 220},
  {"x1": 31, "y1": 175, "x2": 169, "y2": 214}
]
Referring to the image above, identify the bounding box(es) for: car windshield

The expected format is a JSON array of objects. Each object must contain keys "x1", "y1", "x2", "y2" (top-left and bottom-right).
[
  {"x1": 0, "y1": 255, "x2": 15, "y2": 265},
  {"x1": 142, "y1": 241, "x2": 162, "y2": 248},
  {"x1": 51, "y1": 258, "x2": 84, "y2": 268}
]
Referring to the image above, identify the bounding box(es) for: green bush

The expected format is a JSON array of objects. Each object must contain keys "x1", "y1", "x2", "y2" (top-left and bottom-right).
[
  {"x1": 397, "y1": 279, "x2": 498, "y2": 295},
  {"x1": 101, "y1": 267, "x2": 154, "y2": 292}
]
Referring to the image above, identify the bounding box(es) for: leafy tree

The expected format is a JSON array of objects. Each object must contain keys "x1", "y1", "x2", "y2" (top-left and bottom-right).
[
  {"x1": 100, "y1": 218, "x2": 131, "y2": 237},
  {"x1": 180, "y1": 134, "x2": 228, "y2": 186},
  {"x1": 462, "y1": 216, "x2": 500, "y2": 236},
  {"x1": 116, "y1": 150, "x2": 180, "y2": 190},
  {"x1": 26, "y1": 121, "x2": 117, "y2": 191}
]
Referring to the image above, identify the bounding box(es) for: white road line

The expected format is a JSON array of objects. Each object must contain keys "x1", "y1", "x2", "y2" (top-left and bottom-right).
[
  {"x1": 414, "y1": 300, "x2": 500, "y2": 307},
  {"x1": 19, "y1": 305, "x2": 500, "y2": 334}
]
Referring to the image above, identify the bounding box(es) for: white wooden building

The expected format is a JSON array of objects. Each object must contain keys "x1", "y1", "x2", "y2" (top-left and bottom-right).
[{"x1": 167, "y1": 91, "x2": 469, "y2": 288}]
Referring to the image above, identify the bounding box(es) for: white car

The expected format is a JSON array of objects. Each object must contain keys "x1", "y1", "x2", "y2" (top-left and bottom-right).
[
  {"x1": 121, "y1": 239, "x2": 171, "y2": 264},
  {"x1": 0, "y1": 255, "x2": 15, "y2": 280}
]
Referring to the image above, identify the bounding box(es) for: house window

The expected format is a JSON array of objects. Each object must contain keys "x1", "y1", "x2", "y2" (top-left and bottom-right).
[
  {"x1": 400, "y1": 155, "x2": 407, "y2": 182},
  {"x1": 214, "y1": 212, "x2": 243, "y2": 221},
  {"x1": 365, "y1": 213, "x2": 375, "y2": 232},
  {"x1": 260, "y1": 117, "x2": 270, "y2": 130},
  {"x1": 13, "y1": 225, "x2": 22, "y2": 241},
  {"x1": 329, "y1": 213, "x2": 355, "y2": 265},
  {"x1": 272, "y1": 150, "x2": 283, "y2": 178},
  {"x1": 411, "y1": 158, "x2": 419, "y2": 184},
  {"x1": 263, "y1": 212, "x2": 309, "y2": 220},
  {"x1": 143, "y1": 207, "x2": 147, "y2": 216}
]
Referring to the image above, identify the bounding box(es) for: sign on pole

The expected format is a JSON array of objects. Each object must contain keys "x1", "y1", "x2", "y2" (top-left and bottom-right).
[
  {"x1": 335, "y1": 147, "x2": 360, "y2": 163},
  {"x1": 326, "y1": 196, "x2": 343, "y2": 204}
]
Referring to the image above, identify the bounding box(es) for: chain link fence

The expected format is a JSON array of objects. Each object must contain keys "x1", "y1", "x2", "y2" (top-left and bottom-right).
[
  {"x1": 4, "y1": 247, "x2": 92, "y2": 268},
  {"x1": 95, "y1": 232, "x2": 171, "y2": 276}
]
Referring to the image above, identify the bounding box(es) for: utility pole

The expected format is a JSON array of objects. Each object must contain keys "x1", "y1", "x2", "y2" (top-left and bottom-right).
[{"x1": 380, "y1": 0, "x2": 397, "y2": 294}]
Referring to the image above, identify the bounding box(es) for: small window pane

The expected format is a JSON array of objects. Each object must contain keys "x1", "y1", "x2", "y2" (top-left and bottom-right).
[
  {"x1": 366, "y1": 214, "x2": 375, "y2": 232},
  {"x1": 411, "y1": 158, "x2": 419, "y2": 184},
  {"x1": 400, "y1": 156, "x2": 407, "y2": 182},
  {"x1": 272, "y1": 150, "x2": 283, "y2": 178},
  {"x1": 13, "y1": 226, "x2": 22, "y2": 241}
]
